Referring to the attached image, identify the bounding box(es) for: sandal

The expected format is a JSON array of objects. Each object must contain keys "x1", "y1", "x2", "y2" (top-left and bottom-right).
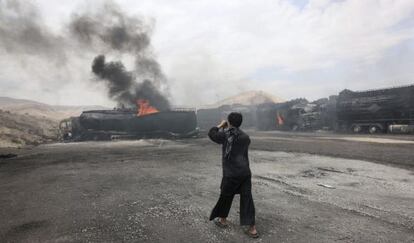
[
  {"x1": 245, "y1": 229, "x2": 259, "y2": 238},
  {"x1": 214, "y1": 219, "x2": 228, "y2": 228}
]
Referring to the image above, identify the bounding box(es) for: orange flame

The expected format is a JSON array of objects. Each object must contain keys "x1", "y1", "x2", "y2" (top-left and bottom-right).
[
  {"x1": 137, "y1": 99, "x2": 159, "y2": 116},
  {"x1": 277, "y1": 113, "x2": 284, "y2": 125}
]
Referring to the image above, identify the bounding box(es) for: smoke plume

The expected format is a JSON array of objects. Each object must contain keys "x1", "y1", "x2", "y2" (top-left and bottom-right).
[
  {"x1": 68, "y1": 3, "x2": 169, "y2": 109},
  {"x1": 69, "y1": 9, "x2": 150, "y2": 53},
  {"x1": 92, "y1": 55, "x2": 169, "y2": 110},
  {"x1": 0, "y1": 0, "x2": 66, "y2": 62},
  {"x1": 0, "y1": 0, "x2": 169, "y2": 108}
]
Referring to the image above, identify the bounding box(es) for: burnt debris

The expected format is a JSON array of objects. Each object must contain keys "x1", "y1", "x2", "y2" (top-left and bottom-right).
[{"x1": 0, "y1": 154, "x2": 17, "y2": 160}]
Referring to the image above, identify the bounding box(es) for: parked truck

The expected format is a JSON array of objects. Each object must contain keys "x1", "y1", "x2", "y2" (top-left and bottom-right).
[{"x1": 336, "y1": 85, "x2": 414, "y2": 134}]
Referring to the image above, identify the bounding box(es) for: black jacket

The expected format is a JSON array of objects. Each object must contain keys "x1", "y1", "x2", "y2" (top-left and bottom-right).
[{"x1": 208, "y1": 127, "x2": 251, "y2": 177}]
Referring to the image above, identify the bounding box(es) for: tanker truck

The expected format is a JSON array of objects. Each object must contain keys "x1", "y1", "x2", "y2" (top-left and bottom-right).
[
  {"x1": 59, "y1": 108, "x2": 198, "y2": 141},
  {"x1": 336, "y1": 85, "x2": 414, "y2": 134}
]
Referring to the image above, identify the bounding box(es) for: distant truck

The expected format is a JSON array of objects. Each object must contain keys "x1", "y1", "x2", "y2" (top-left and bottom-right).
[
  {"x1": 59, "y1": 109, "x2": 198, "y2": 141},
  {"x1": 254, "y1": 85, "x2": 414, "y2": 134},
  {"x1": 256, "y1": 98, "x2": 337, "y2": 132},
  {"x1": 336, "y1": 85, "x2": 414, "y2": 134}
]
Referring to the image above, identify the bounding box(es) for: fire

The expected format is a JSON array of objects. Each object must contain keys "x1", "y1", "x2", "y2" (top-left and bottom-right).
[
  {"x1": 137, "y1": 99, "x2": 159, "y2": 116},
  {"x1": 277, "y1": 113, "x2": 284, "y2": 125}
]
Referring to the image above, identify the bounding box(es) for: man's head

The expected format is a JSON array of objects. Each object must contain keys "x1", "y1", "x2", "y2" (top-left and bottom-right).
[{"x1": 227, "y1": 112, "x2": 243, "y2": 128}]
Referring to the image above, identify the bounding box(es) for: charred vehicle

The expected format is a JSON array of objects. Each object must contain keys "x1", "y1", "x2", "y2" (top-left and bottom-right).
[
  {"x1": 297, "y1": 96, "x2": 337, "y2": 131},
  {"x1": 256, "y1": 85, "x2": 414, "y2": 134},
  {"x1": 256, "y1": 99, "x2": 313, "y2": 131},
  {"x1": 59, "y1": 100, "x2": 198, "y2": 141},
  {"x1": 336, "y1": 85, "x2": 414, "y2": 134}
]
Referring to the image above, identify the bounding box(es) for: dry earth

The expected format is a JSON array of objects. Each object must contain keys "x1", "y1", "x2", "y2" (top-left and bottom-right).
[
  {"x1": 0, "y1": 109, "x2": 58, "y2": 147},
  {"x1": 0, "y1": 97, "x2": 109, "y2": 148},
  {"x1": 0, "y1": 132, "x2": 413, "y2": 242}
]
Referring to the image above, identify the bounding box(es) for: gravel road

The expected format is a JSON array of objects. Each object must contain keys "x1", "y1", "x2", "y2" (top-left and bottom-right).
[{"x1": 0, "y1": 132, "x2": 413, "y2": 242}]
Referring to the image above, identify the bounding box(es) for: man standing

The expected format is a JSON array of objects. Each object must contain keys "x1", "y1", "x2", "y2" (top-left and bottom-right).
[{"x1": 208, "y1": 112, "x2": 258, "y2": 238}]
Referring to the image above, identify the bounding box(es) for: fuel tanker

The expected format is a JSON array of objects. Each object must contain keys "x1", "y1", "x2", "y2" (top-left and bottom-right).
[{"x1": 59, "y1": 109, "x2": 198, "y2": 141}]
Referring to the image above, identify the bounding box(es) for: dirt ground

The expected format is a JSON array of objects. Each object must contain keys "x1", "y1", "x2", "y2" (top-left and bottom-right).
[{"x1": 0, "y1": 131, "x2": 413, "y2": 242}]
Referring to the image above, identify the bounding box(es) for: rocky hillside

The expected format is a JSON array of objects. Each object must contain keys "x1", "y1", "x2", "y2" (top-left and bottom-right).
[
  {"x1": 0, "y1": 97, "x2": 109, "y2": 147},
  {"x1": 0, "y1": 97, "x2": 108, "y2": 121},
  {"x1": 0, "y1": 109, "x2": 58, "y2": 147}
]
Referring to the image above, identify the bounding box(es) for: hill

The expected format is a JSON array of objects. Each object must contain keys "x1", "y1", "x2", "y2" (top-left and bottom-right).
[
  {"x1": 0, "y1": 97, "x2": 108, "y2": 121},
  {"x1": 0, "y1": 109, "x2": 58, "y2": 147},
  {"x1": 0, "y1": 97, "x2": 109, "y2": 147},
  {"x1": 203, "y1": 90, "x2": 284, "y2": 108}
]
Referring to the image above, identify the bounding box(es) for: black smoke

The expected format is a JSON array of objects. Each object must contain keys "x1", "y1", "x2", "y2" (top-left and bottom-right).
[
  {"x1": 0, "y1": 0, "x2": 170, "y2": 108},
  {"x1": 69, "y1": 3, "x2": 169, "y2": 109},
  {"x1": 0, "y1": 0, "x2": 66, "y2": 62},
  {"x1": 69, "y1": 9, "x2": 150, "y2": 53},
  {"x1": 92, "y1": 55, "x2": 170, "y2": 110}
]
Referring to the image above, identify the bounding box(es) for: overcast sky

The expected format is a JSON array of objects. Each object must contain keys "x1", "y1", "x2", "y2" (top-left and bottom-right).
[{"x1": 1, "y1": 0, "x2": 413, "y2": 107}]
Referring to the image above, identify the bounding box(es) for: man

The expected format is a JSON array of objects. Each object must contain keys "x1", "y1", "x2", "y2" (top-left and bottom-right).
[{"x1": 208, "y1": 112, "x2": 258, "y2": 238}]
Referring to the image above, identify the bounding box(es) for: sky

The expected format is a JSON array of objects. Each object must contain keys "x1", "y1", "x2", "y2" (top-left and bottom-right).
[{"x1": 0, "y1": 0, "x2": 413, "y2": 107}]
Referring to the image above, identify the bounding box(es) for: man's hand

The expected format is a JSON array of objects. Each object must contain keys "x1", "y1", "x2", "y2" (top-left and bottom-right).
[{"x1": 217, "y1": 120, "x2": 228, "y2": 129}]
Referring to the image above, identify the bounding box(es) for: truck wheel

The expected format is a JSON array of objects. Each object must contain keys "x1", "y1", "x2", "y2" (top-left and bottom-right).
[
  {"x1": 369, "y1": 125, "x2": 379, "y2": 134},
  {"x1": 352, "y1": 125, "x2": 362, "y2": 133}
]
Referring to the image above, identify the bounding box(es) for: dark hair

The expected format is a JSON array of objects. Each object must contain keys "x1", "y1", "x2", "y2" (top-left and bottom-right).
[{"x1": 227, "y1": 112, "x2": 243, "y2": 128}]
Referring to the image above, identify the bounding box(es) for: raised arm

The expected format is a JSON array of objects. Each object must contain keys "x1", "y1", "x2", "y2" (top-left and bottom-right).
[{"x1": 208, "y1": 127, "x2": 225, "y2": 144}]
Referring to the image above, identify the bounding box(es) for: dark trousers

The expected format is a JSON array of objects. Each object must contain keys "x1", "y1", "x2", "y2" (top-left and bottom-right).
[{"x1": 209, "y1": 175, "x2": 255, "y2": 226}]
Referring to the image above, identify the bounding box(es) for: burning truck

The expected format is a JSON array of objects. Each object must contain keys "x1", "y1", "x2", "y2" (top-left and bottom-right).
[
  {"x1": 256, "y1": 85, "x2": 414, "y2": 134},
  {"x1": 56, "y1": 9, "x2": 203, "y2": 141},
  {"x1": 59, "y1": 99, "x2": 198, "y2": 141},
  {"x1": 58, "y1": 56, "x2": 199, "y2": 141}
]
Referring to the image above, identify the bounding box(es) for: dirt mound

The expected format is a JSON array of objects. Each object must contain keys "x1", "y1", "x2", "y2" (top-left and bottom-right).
[
  {"x1": 204, "y1": 90, "x2": 284, "y2": 108},
  {"x1": 0, "y1": 109, "x2": 58, "y2": 147}
]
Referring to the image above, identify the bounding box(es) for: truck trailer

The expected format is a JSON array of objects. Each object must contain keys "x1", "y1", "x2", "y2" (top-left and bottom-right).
[
  {"x1": 336, "y1": 85, "x2": 414, "y2": 133},
  {"x1": 59, "y1": 109, "x2": 198, "y2": 141}
]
